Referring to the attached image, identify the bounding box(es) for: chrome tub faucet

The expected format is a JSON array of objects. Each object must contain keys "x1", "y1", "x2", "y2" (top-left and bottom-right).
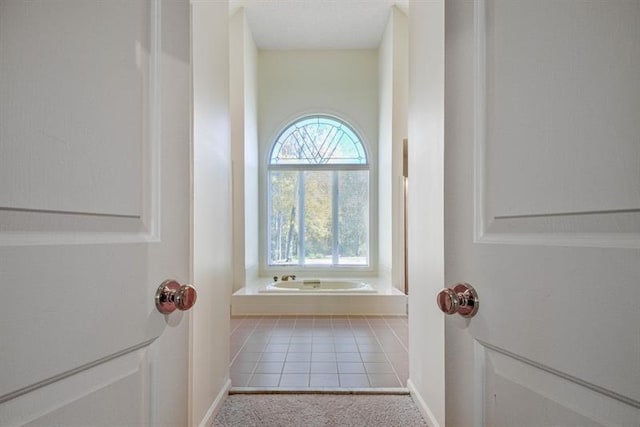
[{"x1": 281, "y1": 274, "x2": 296, "y2": 281}]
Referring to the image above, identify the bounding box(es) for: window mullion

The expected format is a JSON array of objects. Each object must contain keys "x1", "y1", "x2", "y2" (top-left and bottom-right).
[
  {"x1": 332, "y1": 171, "x2": 339, "y2": 265},
  {"x1": 298, "y1": 170, "x2": 305, "y2": 266}
]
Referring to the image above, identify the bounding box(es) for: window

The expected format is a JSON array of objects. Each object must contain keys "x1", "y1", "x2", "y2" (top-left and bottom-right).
[{"x1": 268, "y1": 115, "x2": 370, "y2": 267}]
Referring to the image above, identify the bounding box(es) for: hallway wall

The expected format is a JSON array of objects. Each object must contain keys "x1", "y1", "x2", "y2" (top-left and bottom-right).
[
  {"x1": 378, "y1": 7, "x2": 409, "y2": 289},
  {"x1": 407, "y1": 1, "x2": 446, "y2": 425},
  {"x1": 230, "y1": 9, "x2": 259, "y2": 292},
  {"x1": 191, "y1": 1, "x2": 233, "y2": 425}
]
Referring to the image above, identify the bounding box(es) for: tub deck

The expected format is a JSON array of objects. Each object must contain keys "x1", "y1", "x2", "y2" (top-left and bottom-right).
[
  {"x1": 261, "y1": 279, "x2": 376, "y2": 293},
  {"x1": 232, "y1": 279, "x2": 407, "y2": 315}
]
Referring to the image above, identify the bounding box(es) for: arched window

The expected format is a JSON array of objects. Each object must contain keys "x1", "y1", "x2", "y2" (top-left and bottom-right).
[{"x1": 268, "y1": 115, "x2": 370, "y2": 266}]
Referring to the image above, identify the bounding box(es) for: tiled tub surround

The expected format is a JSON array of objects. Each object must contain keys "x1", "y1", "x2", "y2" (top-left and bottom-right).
[
  {"x1": 231, "y1": 278, "x2": 407, "y2": 315},
  {"x1": 230, "y1": 315, "x2": 408, "y2": 390}
]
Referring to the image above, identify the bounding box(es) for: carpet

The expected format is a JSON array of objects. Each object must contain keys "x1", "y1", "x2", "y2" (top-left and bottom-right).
[{"x1": 212, "y1": 393, "x2": 428, "y2": 427}]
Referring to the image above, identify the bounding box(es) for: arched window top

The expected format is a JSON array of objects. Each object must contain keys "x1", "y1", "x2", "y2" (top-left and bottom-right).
[{"x1": 269, "y1": 115, "x2": 368, "y2": 165}]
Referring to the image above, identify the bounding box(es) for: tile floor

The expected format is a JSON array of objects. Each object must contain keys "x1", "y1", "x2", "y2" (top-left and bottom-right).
[{"x1": 230, "y1": 315, "x2": 408, "y2": 389}]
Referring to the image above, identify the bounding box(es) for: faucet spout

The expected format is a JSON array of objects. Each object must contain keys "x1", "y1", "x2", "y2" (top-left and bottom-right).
[{"x1": 281, "y1": 274, "x2": 296, "y2": 281}]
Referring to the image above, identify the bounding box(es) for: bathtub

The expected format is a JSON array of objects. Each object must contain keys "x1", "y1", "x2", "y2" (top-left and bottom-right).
[
  {"x1": 232, "y1": 277, "x2": 407, "y2": 315},
  {"x1": 260, "y1": 279, "x2": 376, "y2": 293}
]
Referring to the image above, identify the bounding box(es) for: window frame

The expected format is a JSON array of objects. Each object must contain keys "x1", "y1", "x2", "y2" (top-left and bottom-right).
[{"x1": 262, "y1": 114, "x2": 376, "y2": 274}]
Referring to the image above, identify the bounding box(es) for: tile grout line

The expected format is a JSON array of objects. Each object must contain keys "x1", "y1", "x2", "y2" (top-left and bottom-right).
[
  {"x1": 230, "y1": 317, "x2": 266, "y2": 387},
  {"x1": 381, "y1": 316, "x2": 409, "y2": 353},
  {"x1": 280, "y1": 316, "x2": 307, "y2": 388},
  {"x1": 231, "y1": 314, "x2": 408, "y2": 390},
  {"x1": 347, "y1": 315, "x2": 375, "y2": 387},
  {"x1": 229, "y1": 316, "x2": 264, "y2": 368},
  {"x1": 229, "y1": 315, "x2": 247, "y2": 335},
  {"x1": 365, "y1": 316, "x2": 405, "y2": 387},
  {"x1": 249, "y1": 315, "x2": 286, "y2": 387}
]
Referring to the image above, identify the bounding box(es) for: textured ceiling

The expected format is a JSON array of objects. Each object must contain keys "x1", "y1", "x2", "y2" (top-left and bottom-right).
[{"x1": 229, "y1": 0, "x2": 409, "y2": 50}]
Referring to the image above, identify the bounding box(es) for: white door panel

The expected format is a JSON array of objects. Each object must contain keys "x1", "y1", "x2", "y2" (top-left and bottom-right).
[
  {"x1": 480, "y1": 345, "x2": 639, "y2": 427},
  {"x1": 0, "y1": 0, "x2": 147, "y2": 216},
  {"x1": 444, "y1": 1, "x2": 639, "y2": 426},
  {"x1": 0, "y1": 1, "x2": 191, "y2": 425},
  {"x1": 483, "y1": 0, "x2": 640, "y2": 218},
  {"x1": 5, "y1": 348, "x2": 149, "y2": 427},
  {"x1": 478, "y1": 0, "x2": 640, "y2": 245}
]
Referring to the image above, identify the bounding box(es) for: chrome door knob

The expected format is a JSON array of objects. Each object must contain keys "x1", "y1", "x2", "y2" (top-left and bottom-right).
[
  {"x1": 436, "y1": 283, "x2": 479, "y2": 318},
  {"x1": 155, "y1": 280, "x2": 198, "y2": 314}
]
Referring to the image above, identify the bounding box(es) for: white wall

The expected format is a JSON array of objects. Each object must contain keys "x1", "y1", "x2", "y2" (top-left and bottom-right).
[
  {"x1": 230, "y1": 9, "x2": 259, "y2": 292},
  {"x1": 378, "y1": 15, "x2": 393, "y2": 282},
  {"x1": 378, "y1": 7, "x2": 409, "y2": 289},
  {"x1": 407, "y1": 1, "x2": 446, "y2": 426},
  {"x1": 190, "y1": 1, "x2": 233, "y2": 425},
  {"x1": 442, "y1": 4, "x2": 475, "y2": 425},
  {"x1": 258, "y1": 50, "x2": 379, "y2": 273},
  {"x1": 243, "y1": 20, "x2": 259, "y2": 284}
]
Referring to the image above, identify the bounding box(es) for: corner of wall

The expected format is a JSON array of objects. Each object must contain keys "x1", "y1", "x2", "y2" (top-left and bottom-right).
[
  {"x1": 407, "y1": 379, "x2": 443, "y2": 427},
  {"x1": 379, "y1": 7, "x2": 409, "y2": 291},
  {"x1": 230, "y1": 8, "x2": 260, "y2": 293},
  {"x1": 196, "y1": 378, "x2": 231, "y2": 427},
  {"x1": 230, "y1": 8, "x2": 246, "y2": 292},
  {"x1": 378, "y1": 11, "x2": 394, "y2": 280},
  {"x1": 244, "y1": 264, "x2": 259, "y2": 286},
  {"x1": 243, "y1": 15, "x2": 260, "y2": 281},
  {"x1": 378, "y1": 264, "x2": 392, "y2": 283}
]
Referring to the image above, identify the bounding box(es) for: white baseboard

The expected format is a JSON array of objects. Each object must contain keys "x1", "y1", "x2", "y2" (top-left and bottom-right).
[
  {"x1": 407, "y1": 379, "x2": 441, "y2": 427},
  {"x1": 197, "y1": 378, "x2": 231, "y2": 427}
]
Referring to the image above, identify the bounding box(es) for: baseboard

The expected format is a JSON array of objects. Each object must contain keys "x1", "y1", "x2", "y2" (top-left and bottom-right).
[
  {"x1": 197, "y1": 378, "x2": 231, "y2": 427},
  {"x1": 407, "y1": 379, "x2": 441, "y2": 427},
  {"x1": 229, "y1": 387, "x2": 410, "y2": 395}
]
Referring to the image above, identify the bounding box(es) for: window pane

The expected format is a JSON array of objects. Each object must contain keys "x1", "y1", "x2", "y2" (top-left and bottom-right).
[
  {"x1": 269, "y1": 171, "x2": 299, "y2": 265},
  {"x1": 338, "y1": 171, "x2": 369, "y2": 265},
  {"x1": 270, "y1": 116, "x2": 367, "y2": 165},
  {"x1": 303, "y1": 171, "x2": 332, "y2": 264},
  {"x1": 269, "y1": 169, "x2": 370, "y2": 267}
]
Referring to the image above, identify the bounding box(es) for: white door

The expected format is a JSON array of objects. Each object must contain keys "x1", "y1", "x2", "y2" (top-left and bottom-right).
[
  {"x1": 443, "y1": 1, "x2": 639, "y2": 426},
  {"x1": 0, "y1": 1, "x2": 192, "y2": 426}
]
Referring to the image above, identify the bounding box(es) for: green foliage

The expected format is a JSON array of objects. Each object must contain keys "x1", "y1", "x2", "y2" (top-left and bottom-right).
[
  {"x1": 304, "y1": 171, "x2": 332, "y2": 260},
  {"x1": 338, "y1": 171, "x2": 369, "y2": 259},
  {"x1": 269, "y1": 169, "x2": 369, "y2": 266},
  {"x1": 269, "y1": 171, "x2": 298, "y2": 263}
]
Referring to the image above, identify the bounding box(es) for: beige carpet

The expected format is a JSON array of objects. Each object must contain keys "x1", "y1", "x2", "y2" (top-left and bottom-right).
[{"x1": 213, "y1": 394, "x2": 428, "y2": 426}]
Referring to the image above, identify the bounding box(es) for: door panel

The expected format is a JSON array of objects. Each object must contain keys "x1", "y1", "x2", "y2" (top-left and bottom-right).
[
  {"x1": 481, "y1": 345, "x2": 638, "y2": 427},
  {"x1": 0, "y1": 0, "x2": 146, "y2": 216},
  {"x1": 479, "y1": 0, "x2": 640, "y2": 246},
  {"x1": 0, "y1": 1, "x2": 190, "y2": 425},
  {"x1": 483, "y1": 1, "x2": 639, "y2": 219},
  {"x1": 445, "y1": 1, "x2": 639, "y2": 426},
  {"x1": 5, "y1": 349, "x2": 148, "y2": 426}
]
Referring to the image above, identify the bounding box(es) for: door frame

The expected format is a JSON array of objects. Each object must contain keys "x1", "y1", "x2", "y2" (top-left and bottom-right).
[
  {"x1": 188, "y1": 1, "x2": 234, "y2": 426},
  {"x1": 406, "y1": 1, "x2": 447, "y2": 427},
  {"x1": 186, "y1": 1, "x2": 449, "y2": 425}
]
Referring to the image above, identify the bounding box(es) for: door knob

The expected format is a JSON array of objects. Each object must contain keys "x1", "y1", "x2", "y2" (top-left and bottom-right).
[
  {"x1": 155, "y1": 280, "x2": 197, "y2": 314},
  {"x1": 436, "y1": 283, "x2": 479, "y2": 318}
]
